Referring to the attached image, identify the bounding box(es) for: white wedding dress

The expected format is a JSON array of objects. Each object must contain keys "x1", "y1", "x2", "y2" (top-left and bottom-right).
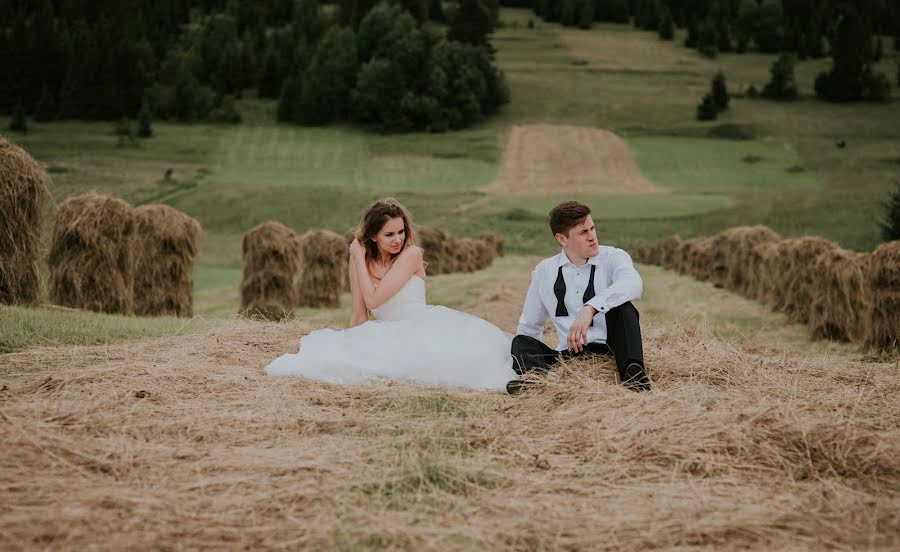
[{"x1": 266, "y1": 276, "x2": 517, "y2": 390}]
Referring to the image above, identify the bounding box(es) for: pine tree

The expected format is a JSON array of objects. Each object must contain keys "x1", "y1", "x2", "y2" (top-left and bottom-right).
[
  {"x1": 448, "y1": 0, "x2": 495, "y2": 48},
  {"x1": 9, "y1": 102, "x2": 27, "y2": 133},
  {"x1": 658, "y1": 6, "x2": 674, "y2": 40},
  {"x1": 578, "y1": 0, "x2": 594, "y2": 29},
  {"x1": 34, "y1": 85, "x2": 56, "y2": 122},
  {"x1": 815, "y1": 6, "x2": 871, "y2": 102},
  {"x1": 874, "y1": 35, "x2": 883, "y2": 62},
  {"x1": 696, "y1": 93, "x2": 718, "y2": 120},
  {"x1": 882, "y1": 183, "x2": 900, "y2": 241},
  {"x1": 137, "y1": 98, "x2": 153, "y2": 138},
  {"x1": 711, "y1": 72, "x2": 729, "y2": 110},
  {"x1": 561, "y1": 0, "x2": 577, "y2": 26},
  {"x1": 763, "y1": 53, "x2": 798, "y2": 100}
]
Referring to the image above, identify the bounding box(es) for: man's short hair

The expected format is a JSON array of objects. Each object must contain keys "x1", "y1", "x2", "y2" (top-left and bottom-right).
[{"x1": 549, "y1": 201, "x2": 591, "y2": 236}]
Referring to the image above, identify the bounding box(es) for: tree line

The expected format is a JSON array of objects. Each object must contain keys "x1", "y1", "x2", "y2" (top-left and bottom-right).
[
  {"x1": 528, "y1": 0, "x2": 898, "y2": 101},
  {"x1": 0, "y1": 0, "x2": 506, "y2": 132}
]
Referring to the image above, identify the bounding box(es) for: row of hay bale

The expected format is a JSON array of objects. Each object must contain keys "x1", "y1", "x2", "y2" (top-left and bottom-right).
[
  {"x1": 1, "y1": 138, "x2": 200, "y2": 317},
  {"x1": 239, "y1": 223, "x2": 505, "y2": 321},
  {"x1": 48, "y1": 194, "x2": 200, "y2": 317},
  {"x1": 632, "y1": 227, "x2": 900, "y2": 351}
]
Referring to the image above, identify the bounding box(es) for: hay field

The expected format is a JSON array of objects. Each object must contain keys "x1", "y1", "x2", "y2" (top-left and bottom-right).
[{"x1": 2, "y1": 267, "x2": 899, "y2": 549}]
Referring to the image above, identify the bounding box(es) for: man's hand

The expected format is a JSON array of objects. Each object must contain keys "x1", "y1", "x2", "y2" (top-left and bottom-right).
[{"x1": 567, "y1": 305, "x2": 597, "y2": 353}]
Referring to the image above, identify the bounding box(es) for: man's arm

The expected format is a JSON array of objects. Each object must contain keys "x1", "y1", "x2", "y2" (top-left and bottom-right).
[
  {"x1": 586, "y1": 249, "x2": 643, "y2": 315},
  {"x1": 516, "y1": 266, "x2": 549, "y2": 338}
]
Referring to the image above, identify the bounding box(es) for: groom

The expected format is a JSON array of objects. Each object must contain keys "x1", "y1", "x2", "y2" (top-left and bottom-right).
[{"x1": 508, "y1": 201, "x2": 650, "y2": 394}]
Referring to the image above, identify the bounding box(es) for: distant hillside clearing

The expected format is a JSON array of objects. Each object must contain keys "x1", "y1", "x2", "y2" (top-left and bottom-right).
[{"x1": 486, "y1": 124, "x2": 662, "y2": 196}]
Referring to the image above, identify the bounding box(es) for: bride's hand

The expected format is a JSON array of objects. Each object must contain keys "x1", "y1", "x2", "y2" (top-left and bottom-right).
[{"x1": 349, "y1": 239, "x2": 365, "y2": 260}]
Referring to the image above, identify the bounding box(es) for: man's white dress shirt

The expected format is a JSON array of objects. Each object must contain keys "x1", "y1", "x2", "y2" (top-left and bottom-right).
[{"x1": 516, "y1": 246, "x2": 643, "y2": 351}]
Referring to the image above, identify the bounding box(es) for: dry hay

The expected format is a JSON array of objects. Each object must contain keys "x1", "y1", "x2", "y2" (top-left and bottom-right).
[
  {"x1": 479, "y1": 232, "x2": 505, "y2": 258},
  {"x1": 0, "y1": 139, "x2": 50, "y2": 306},
  {"x1": 297, "y1": 229, "x2": 345, "y2": 309},
  {"x1": 47, "y1": 193, "x2": 137, "y2": 315},
  {"x1": 486, "y1": 125, "x2": 662, "y2": 197},
  {"x1": 239, "y1": 221, "x2": 301, "y2": 321},
  {"x1": 865, "y1": 240, "x2": 900, "y2": 350},
  {"x1": 779, "y1": 237, "x2": 838, "y2": 324},
  {"x1": 471, "y1": 239, "x2": 496, "y2": 271},
  {"x1": 455, "y1": 238, "x2": 480, "y2": 273},
  {"x1": 722, "y1": 226, "x2": 781, "y2": 298},
  {"x1": 630, "y1": 239, "x2": 658, "y2": 265},
  {"x1": 1, "y1": 320, "x2": 898, "y2": 550},
  {"x1": 133, "y1": 204, "x2": 201, "y2": 318},
  {"x1": 681, "y1": 237, "x2": 715, "y2": 282},
  {"x1": 658, "y1": 235, "x2": 683, "y2": 271},
  {"x1": 754, "y1": 240, "x2": 787, "y2": 306},
  {"x1": 418, "y1": 227, "x2": 459, "y2": 276},
  {"x1": 808, "y1": 248, "x2": 871, "y2": 342}
]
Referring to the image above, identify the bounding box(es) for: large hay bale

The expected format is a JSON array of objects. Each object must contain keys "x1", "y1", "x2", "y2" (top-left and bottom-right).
[
  {"x1": 683, "y1": 238, "x2": 715, "y2": 282},
  {"x1": 455, "y1": 238, "x2": 480, "y2": 273},
  {"x1": 631, "y1": 239, "x2": 659, "y2": 265},
  {"x1": 240, "y1": 221, "x2": 301, "y2": 320},
  {"x1": 297, "y1": 229, "x2": 345, "y2": 309},
  {"x1": 471, "y1": 238, "x2": 496, "y2": 271},
  {"x1": 480, "y1": 232, "x2": 505, "y2": 257},
  {"x1": 0, "y1": 139, "x2": 50, "y2": 305},
  {"x1": 779, "y1": 237, "x2": 838, "y2": 324},
  {"x1": 864, "y1": 240, "x2": 900, "y2": 350},
  {"x1": 808, "y1": 248, "x2": 871, "y2": 342},
  {"x1": 133, "y1": 204, "x2": 201, "y2": 318},
  {"x1": 721, "y1": 226, "x2": 781, "y2": 297},
  {"x1": 750, "y1": 240, "x2": 784, "y2": 309},
  {"x1": 47, "y1": 193, "x2": 137, "y2": 314},
  {"x1": 419, "y1": 226, "x2": 457, "y2": 275},
  {"x1": 658, "y1": 235, "x2": 683, "y2": 271}
]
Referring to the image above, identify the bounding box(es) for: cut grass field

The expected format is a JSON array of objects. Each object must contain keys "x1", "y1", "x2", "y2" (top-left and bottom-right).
[{"x1": 2, "y1": 13, "x2": 899, "y2": 547}]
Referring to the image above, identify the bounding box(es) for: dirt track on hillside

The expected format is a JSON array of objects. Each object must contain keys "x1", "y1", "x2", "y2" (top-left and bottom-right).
[{"x1": 486, "y1": 124, "x2": 662, "y2": 196}]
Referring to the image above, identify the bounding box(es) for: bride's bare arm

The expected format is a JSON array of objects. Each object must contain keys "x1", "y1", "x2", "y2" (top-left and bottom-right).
[
  {"x1": 352, "y1": 245, "x2": 424, "y2": 310},
  {"x1": 348, "y1": 257, "x2": 368, "y2": 327}
]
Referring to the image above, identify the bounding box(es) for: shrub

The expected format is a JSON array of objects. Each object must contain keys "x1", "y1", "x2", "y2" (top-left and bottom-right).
[
  {"x1": 9, "y1": 102, "x2": 27, "y2": 133},
  {"x1": 696, "y1": 93, "x2": 718, "y2": 120},
  {"x1": 711, "y1": 71, "x2": 729, "y2": 110}
]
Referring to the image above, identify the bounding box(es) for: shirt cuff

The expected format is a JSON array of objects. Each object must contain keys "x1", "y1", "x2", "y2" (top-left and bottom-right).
[{"x1": 587, "y1": 297, "x2": 608, "y2": 314}]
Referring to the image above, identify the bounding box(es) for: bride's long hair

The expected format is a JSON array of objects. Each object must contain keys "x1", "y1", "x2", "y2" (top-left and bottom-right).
[{"x1": 356, "y1": 199, "x2": 417, "y2": 262}]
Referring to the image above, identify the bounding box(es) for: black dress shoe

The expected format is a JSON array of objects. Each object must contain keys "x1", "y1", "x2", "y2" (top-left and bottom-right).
[
  {"x1": 506, "y1": 379, "x2": 542, "y2": 395},
  {"x1": 622, "y1": 362, "x2": 651, "y2": 391}
]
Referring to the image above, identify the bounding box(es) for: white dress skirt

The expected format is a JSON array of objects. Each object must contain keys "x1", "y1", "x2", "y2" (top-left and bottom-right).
[{"x1": 265, "y1": 276, "x2": 517, "y2": 390}]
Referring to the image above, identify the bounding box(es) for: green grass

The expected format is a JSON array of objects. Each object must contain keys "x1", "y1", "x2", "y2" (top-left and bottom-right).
[{"x1": 0, "y1": 304, "x2": 217, "y2": 354}]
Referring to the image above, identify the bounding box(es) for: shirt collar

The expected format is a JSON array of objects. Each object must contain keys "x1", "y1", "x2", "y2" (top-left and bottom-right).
[{"x1": 555, "y1": 248, "x2": 602, "y2": 268}]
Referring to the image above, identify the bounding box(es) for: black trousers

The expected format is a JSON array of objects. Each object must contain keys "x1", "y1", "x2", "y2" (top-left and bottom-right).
[{"x1": 511, "y1": 302, "x2": 644, "y2": 381}]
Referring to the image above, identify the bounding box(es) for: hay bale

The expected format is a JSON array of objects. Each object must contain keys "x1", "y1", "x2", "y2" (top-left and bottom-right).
[
  {"x1": 47, "y1": 193, "x2": 137, "y2": 314},
  {"x1": 480, "y1": 232, "x2": 505, "y2": 257},
  {"x1": 658, "y1": 235, "x2": 683, "y2": 271},
  {"x1": 455, "y1": 238, "x2": 480, "y2": 273},
  {"x1": 297, "y1": 229, "x2": 345, "y2": 309},
  {"x1": 721, "y1": 226, "x2": 781, "y2": 297},
  {"x1": 133, "y1": 204, "x2": 201, "y2": 318},
  {"x1": 808, "y1": 248, "x2": 871, "y2": 342},
  {"x1": 0, "y1": 139, "x2": 51, "y2": 305},
  {"x1": 471, "y1": 238, "x2": 496, "y2": 271},
  {"x1": 750, "y1": 240, "x2": 782, "y2": 304},
  {"x1": 779, "y1": 237, "x2": 838, "y2": 324},
  {"x1": 864, "y1": 240, "x2": 900, "y2": 350},
  {"x1": 419, "y1": 226, "x2": 458, "y2": 275},
  {"x1": 684, "y1": 238, "x2": 715, "y2": 282},
  {"x1": 631, "y1": 239, "x2": 652, "y2": 264},
  {"x1": 239, "y1": 221, "x2": 301, "y2": 320}
]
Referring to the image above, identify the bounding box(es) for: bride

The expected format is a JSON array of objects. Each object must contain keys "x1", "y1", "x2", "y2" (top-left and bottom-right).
[{"x1": 265, "y1": 199, "x2": 517, "y2": 390}]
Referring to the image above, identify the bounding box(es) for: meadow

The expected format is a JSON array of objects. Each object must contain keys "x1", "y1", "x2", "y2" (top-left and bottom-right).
[{"x1": 2, "y1": 8, "x2": 900, "y2": 550}]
